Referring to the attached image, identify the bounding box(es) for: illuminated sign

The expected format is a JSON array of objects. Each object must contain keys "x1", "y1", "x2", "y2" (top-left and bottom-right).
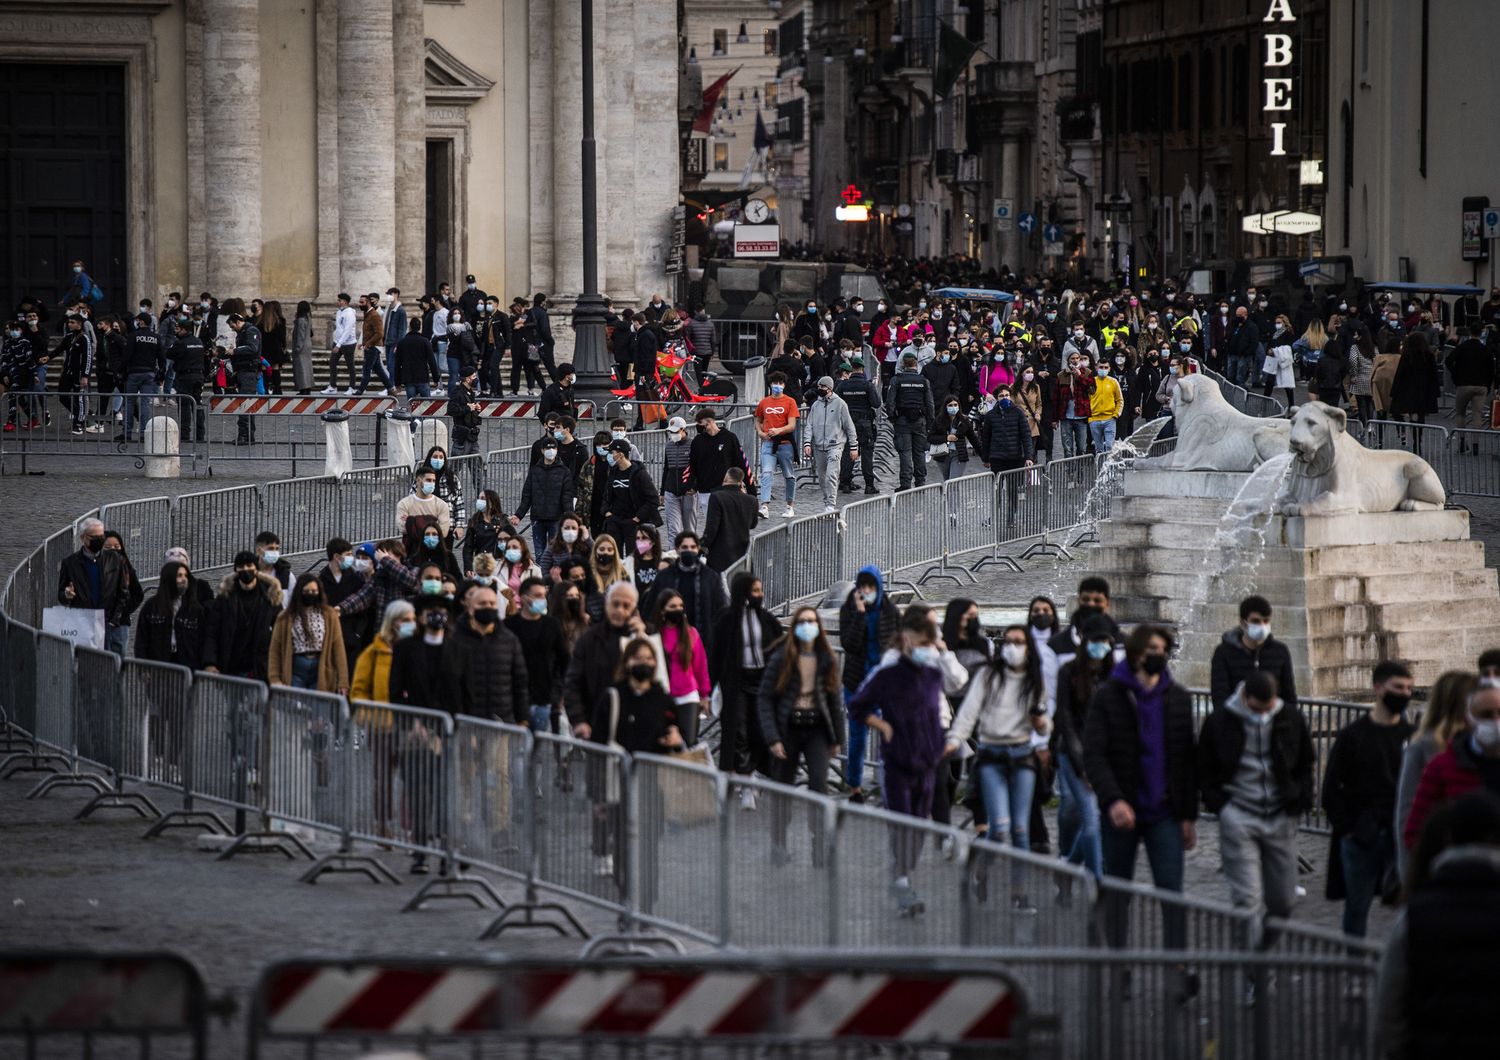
[
  {"x1": 835, "y1": 204, "x2": 870, "y2": 222},
  {"x1": 1262, "y1": 0, "x2": 1295, "y2": 156},
  {"x1": 840, "y1": 184, "x2": 863, "y2": 205}
]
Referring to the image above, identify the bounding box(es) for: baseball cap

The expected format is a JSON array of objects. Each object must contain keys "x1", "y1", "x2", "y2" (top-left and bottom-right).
[
  {"x1": 607, "y1": 439, "x2": 631, "y2": 455},
  {"x1": 666, "y1": 416, "x2": 688, "y2": 432}
]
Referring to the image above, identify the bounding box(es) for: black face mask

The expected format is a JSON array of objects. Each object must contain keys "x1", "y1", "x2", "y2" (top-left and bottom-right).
[
  {"x1": 1383, "y1": 691, "x2": 1411, "y2": 715},
  {"x1": 965, "y1": 618, "x2": 982, "y2": 639},
  {"x1": 473, "y1": 607, "x2": 500, "y2": 626},
  {"x1": 678, "y1": 551, "x2": 700, "y2": 569},
  {"x1": 85, "y1": 536, "x2": 105, "y2": 554},
  {"x1": 628, "y1": 662, "x2": 655, "y2": 683},
  {"x1": 747, "y1": 595, "x2": 764, "y2": 610},
  {"x1": 1030, "y1": 612, "x2": 1052, "y2": 630},
  {"x1": 1141, "y1": 653, "x2": 1168, "y2": 676},
  {"x1": 566, "y1": 598, "x2": 583, "y2": 614},
  {"x1": 301, "y1": 593, "x2": 320, "y2": 605},
  {"x1": 236, "y1": 570, "x2": 257, "y2": 586},
  {"x1": 423, "y1": 610, "x2": 447, "y2": 630},
  {"x1": 665, "y1": 610, "x2": 687, "y2": 625}
]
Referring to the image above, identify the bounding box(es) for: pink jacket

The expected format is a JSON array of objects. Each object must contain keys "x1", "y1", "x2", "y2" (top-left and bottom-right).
[
  {"x1": 661, "y1": 624, "x2": 711, "y2": 702},
  {"x1": 978, "y1": 362, "x2": 1016, "y2": 396}
]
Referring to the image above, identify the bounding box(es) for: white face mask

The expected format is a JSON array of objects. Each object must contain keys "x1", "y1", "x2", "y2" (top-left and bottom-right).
[
  {"x1": 1001, "y1": 643, "x2": 1027, "y2": 669},
  {"x1": 1472, "y1": 716, "x2": 1500, "y2": 752}
]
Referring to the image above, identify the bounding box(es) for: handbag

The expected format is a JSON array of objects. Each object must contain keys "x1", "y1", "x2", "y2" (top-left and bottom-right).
[
  {"x1": 660, "y1": 742, "x2": 718, "y2": 827},
  {"x1": 42, "y1": 605, "x2": 106, "y2": 651}
]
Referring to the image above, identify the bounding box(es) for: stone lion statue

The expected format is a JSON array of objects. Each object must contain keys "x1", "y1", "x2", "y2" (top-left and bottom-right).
[
  {"x1": 1273, "y1": 401, "x2": 1446, "y2": 516},
  {"x1": 1135, "y1": 373, "x2": 1290, "y2": 471}
]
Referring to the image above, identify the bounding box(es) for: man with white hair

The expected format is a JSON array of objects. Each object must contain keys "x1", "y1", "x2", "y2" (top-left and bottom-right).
[
  {"x1": 56, "y1": 518, "x2": 134, "y2": 654},
  {"x1": 564, "y1": 581, "x2": 647, "y2": 734}
]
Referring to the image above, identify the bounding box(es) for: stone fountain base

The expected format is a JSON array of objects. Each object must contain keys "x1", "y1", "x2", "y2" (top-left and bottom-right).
[{"x1": 1081, "y1": 469, "x2": 1500, "y2": 697}]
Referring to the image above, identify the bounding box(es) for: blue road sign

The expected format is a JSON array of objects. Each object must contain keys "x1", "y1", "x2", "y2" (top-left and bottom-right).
[
  {"x1": 1299, "y1": 260, "x2": 1320, "y2": 276},
  {"x1": 1018, "y1": 212, "x2": 1036, "y2": 234},
  {"x1": 1042, "y1": 223, "x2": 1063, "y2": 243}
]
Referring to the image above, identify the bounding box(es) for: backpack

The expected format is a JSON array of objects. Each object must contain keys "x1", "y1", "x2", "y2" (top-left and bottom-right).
[{"x1": 87, "y1": 282, "x2": 105, "y2": 304}]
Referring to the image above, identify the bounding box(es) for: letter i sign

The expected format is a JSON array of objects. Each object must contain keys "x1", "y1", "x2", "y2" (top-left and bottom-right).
[{"x1": 1261, "y1": 0, "x2": 1296, "y2": 156}]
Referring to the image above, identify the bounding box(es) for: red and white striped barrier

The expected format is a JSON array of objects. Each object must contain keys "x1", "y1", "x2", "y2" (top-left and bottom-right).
[
  {"x1": 403, "y1": 398, "x2": 597, "y2": 419},
  {"x1": 0, "y1": 953, "x2": 203, "y2": 1031},
  {"x1": 208, "y1": 395, "x2": 395, "y2": 415},
  {"x1": 256, "y1": 960, "x2": 1020, "y2": 1043}
]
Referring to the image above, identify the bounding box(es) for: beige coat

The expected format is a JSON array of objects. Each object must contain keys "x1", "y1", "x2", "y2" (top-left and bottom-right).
[{"x1": 268, "y1": 604, "x2": 349, "y2": 692}]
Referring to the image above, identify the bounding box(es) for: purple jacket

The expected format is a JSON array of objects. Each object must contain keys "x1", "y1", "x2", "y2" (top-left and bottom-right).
[{"x1": 848, "y1": 653, "x2": 948, "y2": 775}]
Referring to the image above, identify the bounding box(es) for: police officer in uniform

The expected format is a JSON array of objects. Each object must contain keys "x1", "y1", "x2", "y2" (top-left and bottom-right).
[
  {"x1": 885, "y1": 350, "x2": 933, "y2": 490},
  {"x1": 227, "y1": 313, "x2": 262, "y2": 445},
  {"x1": 170, "y1": 316, "x2": 208, "y2": 441},
  {"x1": 836, "y1": 356, "x2": 882, "y2": 494}
]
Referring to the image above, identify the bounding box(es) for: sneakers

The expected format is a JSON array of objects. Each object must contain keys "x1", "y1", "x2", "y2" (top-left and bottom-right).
[
  {"x1": 758, "y1": 503, "x2": 770, "y2": 519},
  {"x1": 594, "y1": 854, "x2": 614, "y2": 877},
  {"x1": 782, "y1": 505, "x2": 796, "y2": 519},
  {"x1": 892, "y1": 877, "x2": 925, "y2": 917},
  {"x1": 410, "y1": 853, "x2": 429, "y2": 875},
  {"x1": 823, "y1": 504, "x2": 836, "y2": 514},
  {"x1": 321, "y1": 385, "x2": 338, "y2": 394},
  {"x1": 344, "y1": 387, "x2": 357, "y2": 395},
  {"x1": 864, "y1": 485, "x2": 879, "y2": 495},
  {"x1": 84, "y1": 424, "x2": 106, "y2": 434},
  {"x1": 71, "y1": 426, "x2": 85, "y2": 436},
  {"x1": 738, "y1": 786, "x2": 758, "y2": 811}
]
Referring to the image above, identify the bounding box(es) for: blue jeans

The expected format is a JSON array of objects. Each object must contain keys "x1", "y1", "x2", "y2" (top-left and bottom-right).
[
  {"x1": 1339, "y1": 831, "x2": 1393, "y2": 938},
  {"x1": 1056, "y1": 751, "x2": 1103, "y2": 878},
  {"x1": 446, "y1": 355, "x2": 463, "y2": 396},
  {"x1": 385, "y1": 343, "x2": 399, "y2": 384},
  {"x1": 1102, "y1": 815, "x2": 1186, "y2": 948},
  {"x1": 290, "y1": 653, "x2": 320, "y2": 690},
  {"x1": 842, "y1": 687, "x2": 880, "y2": 791},
  {"x1": 759, "y1": 438, "x2": 797, "y2": 505},
  {"x1": 975, "y1": 745, "x2": 1037, "y2": 849},
  {"x1": 1059, "y1": 418, "x2": 1088, "y2": 457},
  {"x1": 123, "y1": 371, "x2": 157, "y2": 438},
  {"x1": 1088, "y1": 418, "x2": 1116, "y2": 455},
  {"x1": 1227, "y1": 354, "x2": 1252, "y2": 388},
  {"x1": 358, "y1": 347, "x2": 393, "y2": 391},
  {"x1": 531, "y1": 520, "x2": 558, "y2": 556},
  {"x1": 529, "y1": 704, "x2": 553, "y2": 734},
  {"x1": 404, "y1": 383, "x2": 432, "y2": 402},
  {"x1": 105, "y1": 624, "x2": 129, "y2": 657}
]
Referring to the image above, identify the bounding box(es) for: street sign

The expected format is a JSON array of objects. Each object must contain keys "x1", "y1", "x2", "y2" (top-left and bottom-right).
[
  {"x1": 1043, "y1": 241, "x2": 1064, "y2": 256},
  {"x1": 1043, "y1": 223, "x2": 1063, "y2": 243},
  {"x1": 732, "y1": 223, "x2": 780, "y2": 258},
  {"x1": 992, "y1": 197, "x2": 1013, "y2": 220},
  {"x1": 1484, "y1": 208, "x2": 1500, "y2": 239},
  {"x1": 1299, "y1": 260, "x2": 1320, "y2": 277},
  {"x1": 1462, "y1": 196, "x2": 1490, "y2": 261},
  {"x1": 1018, "y1": 211, "x2": 1036, "y2": 234}
]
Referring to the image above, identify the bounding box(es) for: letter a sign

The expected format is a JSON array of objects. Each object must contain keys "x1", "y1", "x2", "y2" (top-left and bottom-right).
[{"x1": 1261, "y1": 0, "x2": 1296, "y2": 157}]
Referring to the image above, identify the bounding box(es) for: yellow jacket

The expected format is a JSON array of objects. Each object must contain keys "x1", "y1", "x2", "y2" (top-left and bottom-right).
[
  {"x1": 1089, "y1": 374, "x2": 1124, "y2": 422},
  {"x1": 351, "y1": 637, "x2": 396, "y2": 730}
]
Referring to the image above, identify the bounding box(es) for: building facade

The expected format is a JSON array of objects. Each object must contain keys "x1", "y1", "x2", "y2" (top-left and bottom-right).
[
  {"x1": 1322, "y1": 0, "x2": 1500, "y2": 285},
  {"x1": 0, "y1": 0, "x2": 678, "y2": 348}
]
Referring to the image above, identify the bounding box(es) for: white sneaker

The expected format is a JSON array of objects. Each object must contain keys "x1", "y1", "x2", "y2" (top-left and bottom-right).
[
  {"x1": 344, "y1": 387, "x2": 357, "y2": 395},
  {"x1": 84, "y1": 424, "x2": 106, "y2": 434},
  {"x1": 783, "y1": 505, "x2": 796, "y2": 519},
  {"x1": 758, "y1": 503, "x2": 770, "y2": 519},
  {"x1": 593, "y1": 854, "x2": 614, "y2": 877},
  {"x1": 738, "y1": 786, "x2": 758, "y2": 811},
  {"x1": 321, "y1": 385, "x2": 337, "y2": 394},
  {"x1": 823, "y1": 504, "x2": 836, "y2": 514},
  {"x1": 527, "y1": 386, "x2": 539, "y2": 396}
]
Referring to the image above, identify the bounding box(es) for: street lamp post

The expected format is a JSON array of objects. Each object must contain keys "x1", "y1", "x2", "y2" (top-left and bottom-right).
[{"x1": 572, "y1": 0, "x2": 611, "y2": 393}]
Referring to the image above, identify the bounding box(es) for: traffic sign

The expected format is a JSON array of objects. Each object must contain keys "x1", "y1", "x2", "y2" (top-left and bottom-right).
[
  {"x1": 1485, "y1": 208, "x2": 1500, "y2": 239},
  {"x1": 992, "y1": 198, "x2": 1013, "y2": 220},
  {"x1": 1018, "y1": 212, "x2": 1036, "y2": 234},
  {"x1": 1043, "y1": 223, "x2": 1063, "y2": 243},
  {"x1": 1299, "y1": 260, "x2": 1320, "y2": 277}
]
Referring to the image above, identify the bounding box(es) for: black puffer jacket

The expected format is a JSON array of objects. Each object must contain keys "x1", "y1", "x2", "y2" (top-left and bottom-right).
[
  {"x1": 1196, "y1": 698, "x2": 1316, "y2": 816},
  {"x1": 1209, "y1": 628, "x2": 1298, "y2": 711},
  {"x1": 1083, "y1": 669, "x2": 1199, "y2": 822},
  {"x1": 757, "y1": 644, "x2": 847, "y2": 749},
  {"x1": 444, "y1": 620, "x2": 529, "y2": 724},
  {"x1": 978, "y1": 404, "x2": 1035, "y2": 463},
  {"x1": 516, "y1": 461, "x2": 576, "y2": 523},
  {"x1": 201, "y1": 572, "x2": 282, "y2": 680}
]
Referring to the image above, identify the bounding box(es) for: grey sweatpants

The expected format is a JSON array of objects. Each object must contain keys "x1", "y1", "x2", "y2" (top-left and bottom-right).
[
  {"x1": 1218, "y1": 803, "x2": 1298, "y2": 921},
  {"x1": 812, "y1": 445, "x2": 842, "y2": 509}
]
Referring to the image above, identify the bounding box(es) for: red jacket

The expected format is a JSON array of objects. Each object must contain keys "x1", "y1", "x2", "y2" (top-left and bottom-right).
[
  {"x1": 1403, "y1": 737, "x2": 1493, "y2": 849},
  {"x1": 1054, "y1": 369, "x2": 1096, "y2": 420}
]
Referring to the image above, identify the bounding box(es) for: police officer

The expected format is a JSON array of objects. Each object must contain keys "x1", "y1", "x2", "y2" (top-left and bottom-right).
[
  {"x1": 227, "y1": 313, "x2": 262, "y2": 445},
  {"x1": 117, "y1": 314, "x2": 166, "y2": 443},
  {"x1": 170, "y1": 316, "x2": 208, "y2": 442},
  {"x1": 836, "y1": 356, "x2": 881, "y2": 494},
  {"x1": 885, "y1": 350, "x2": 934, "y2": 490}
]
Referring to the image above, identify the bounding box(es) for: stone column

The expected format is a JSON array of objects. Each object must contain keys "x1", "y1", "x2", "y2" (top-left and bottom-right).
[
  {"x1": 338, "y1": 0, "x2": 397, "y2": 295},
  {"x1": 998, "y1": 136, "x2": 1021, "y2": 271},
  {"x1": 602, "y1": 0, "x2": 636, "y2": 302},
  {"x1": 200, "y1": 0, "x2": 262, "y2": 295},
  {"x1": 630, "y1": 0, "x2": 677, "y2": 304},
  {"x1": 527, "y1": 0, "x2": 555, "y2": 295},
  {"x1": 550, "y1": 0, "x2": 585, "y2": 302},
  {"x1": 392, "y1": 0, "x2": 426, "y2": 294}
]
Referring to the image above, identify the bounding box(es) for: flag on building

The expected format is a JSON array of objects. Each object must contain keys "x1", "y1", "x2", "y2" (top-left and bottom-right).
[
  {"x1": 934, "y1": 20, "x2": 979, "y2": 99},
  {"x1": 693, "y1": 66, "x2": 742, "y2": 133},
  {"x1": 738, "y1": 111, "x2": 772, "y2": 189}
]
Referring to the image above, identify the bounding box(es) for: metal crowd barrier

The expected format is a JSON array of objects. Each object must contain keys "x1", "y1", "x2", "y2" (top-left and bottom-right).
[
  {"x1": 247, "y1": 953, "x2": 1053, "y2": 1058},
  {"x1": 0, "y1": 390, "x2": 206, "y2": 475},
  {"x1": 0, "y1": 949, "x2": 215, "y2": 1059}
]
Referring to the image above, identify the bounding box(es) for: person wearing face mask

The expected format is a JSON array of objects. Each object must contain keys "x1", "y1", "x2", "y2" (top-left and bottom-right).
[
  {"x1": 1084, "y1": 624, "x2": 1200, "y2": 953},
  {"x1": 397, "y1": 468, "x2": 453, "y2": 542},
  {"x1": 349, "y1": 598, "x2": 417, "y2": 843},
  {"x1": 462, "y1": 490, "x2": 508, "y2": 573},
  {"x1": 642, "y1": 531, "x2": 726, "y2": 647},
  {"x1": 978, "y1": 383, "x2": 1035, "y2": 490},
  {"x1": 803, "y1": 376, "x2": 859, "y2": 512},
  {"x1": 334, "y1": 539, "x2": 421, "y2": 629},
  {"x1": 268, "y1": 573, "x2": 349, "y2": 693},
  {"x1": 929, "y1": 394, "x2": 980, "y2": 481},
  {"x1": 1209, "y1": 595, "x2": 1298, "y2": 712},
  {"x1": 317, "y1": 536, "x2": 371, "y2": 668},
  {"x1": 647, "y1": 588, "x2": 711, "y2": 723},
  {"x1": 1197, "y1": 670, "x2": 1315, "y2": 932},
  {"x1": 1321, "y1": 661, "x2": 1417, "y2": 938},
  {"x1": 442, "y1": 582, "x2": 530, "y2": 726},
  {"x1": 758, "y1": 607, "x2": 846, "y2": 861},
  {"x1": 848, "y1": 604, "x2": 969, "y2": 916},
  {"x1": 1391, "y1": 671, "x2": 1480, "y2": 880},
  {"x1": 201, "y1": 550, "x2": 281, "y2": 681},
  {"x1": 352, "y1": 293, "x2": 395, "y2": 397},
  {"x1": 1053, "y1": 354, "x2": 1095, "y2": 460},
  {"x1": 1049, "y1": 616, "x2": 1117, "y2": 879},
  {"x1": 886, "y1": 351, "x2": 935, "y2": 491},
  {"x1": 504, "y1": 577, "x2": 568, "y2": 733},
  {"x1": 493, "y1": 533, "x2": 542, "y2": 603},
  {"x1": 404, "y1": 517, "x2": 464, "y2": 585},
  {"x1": 512, "y1": 437, "x2": 577, "y2": 554},
  {"x1": 708, "y1": 574, "x2": 782, "y2": 788},
  {"x1": 386, "y1": 593, "x2": 457, "y2": 874},
  {"x1": 838, "y1": 567, "x2": 903, "y2": 803},
  {"x1": 600, "y1": 440, "x2": 661, "y2": 547},
  {"x1": 1402, "y1": 682, "x2": 1500, "y2": 853},
  {"x1": 539, "y1": 515, "x2": 592, "y2": 584},
  {"x1": 658, "y1": 415, "x2": 697, "y2": 539},
  {"x1": 134, "y1": 560, "x2": 207, "y2": 670},
  {"x1": 457, "y1": 273, "x2": 488, "y2": 322},
  {"x1": 1061, "y1": 322, "x2": 1100, "y2": 366},
  {"x1": 1087, "y1": 351, "x2": 1125, "y2": 454}
]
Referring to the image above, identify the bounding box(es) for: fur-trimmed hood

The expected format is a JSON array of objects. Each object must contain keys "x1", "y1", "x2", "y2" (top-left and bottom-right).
[{"x1": 216, "y1": 569, "x2": 284, "y2": 608}]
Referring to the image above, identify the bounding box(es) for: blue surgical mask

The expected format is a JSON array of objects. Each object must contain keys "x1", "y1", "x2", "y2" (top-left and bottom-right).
[
  {"x1": 474, "y1": 498, "x2": 487, "y2": 512},
  {"x1": 339, "y1": 555, "x2": 354, "y2": 570},
  {"x1": 430, "y1": 457, "x2": 444, "y2": 470},
  {"x1": 420, "y1": 578, "x2": 443, "y2": 594},
  {"x1": 910, "y1": 646, "x2": 939, "y2": 667},
  {"x1": 807, "y1": 306, "x2": 817, "y2": 315},
  {"x1": 504, "y1": 547, "x2": 523, "y2": 564},
  {"x1": 595, "y1": 445, "x2": 609, "y2": 457},
  {"x1": 528, "y1": 598, "x2": 548, "y2": 616},
  {"x1": 612, "y1": 430, "x2": 627, "y2": 441},
  {"x1": 262, "y1": 549, "x2": 281, "y2": 565},
  {"x1": 770, "y1": 384, "x2": 784, "y2": 395},
  {"x1": 946, "y1": 405, "x2": 960, "y2": 416},
  {"x1": 1086, "y1": 641, "x2": 1112, "y2": 661},
  {"x1": 553, "y1": 429, "x2": 566, "y2": 440},
  {"x1": 794, "y1": 621, "x2": 819, "y2": 643},
  {"x1": 397, "y1": 619, "x2": 417, "y2": 639},
  {"x1": 998, "y1": 398, "x2": 1013, "y2": 410},
  {"x1": 422, "y1": 534, "x2": 440, "y2": 549},
  {"x1": 860, "y1": 589, "x2": 877, "y2": 605},
  {"x1": 421, "y1": 481, "x2": 435, "y2": 495}
]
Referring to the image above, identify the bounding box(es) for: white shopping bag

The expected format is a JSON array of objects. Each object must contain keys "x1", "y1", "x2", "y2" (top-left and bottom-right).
[{"x1": 42, "y1": 605, "x2": 106, "y2": 651}]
